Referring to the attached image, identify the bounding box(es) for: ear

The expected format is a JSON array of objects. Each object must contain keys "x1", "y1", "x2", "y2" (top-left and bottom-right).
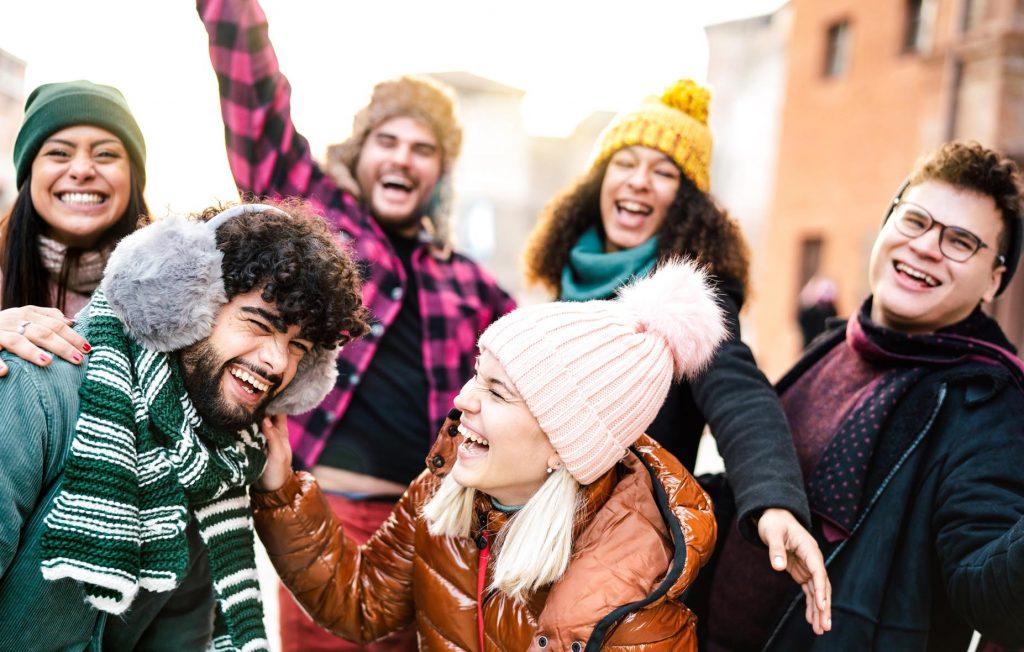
[
  {"x1": 546, "y1": 453, "x2": 563, "y2": 472},
  {"x1": 982, "y1": 264, "x2": 1006, "y2": 303}
]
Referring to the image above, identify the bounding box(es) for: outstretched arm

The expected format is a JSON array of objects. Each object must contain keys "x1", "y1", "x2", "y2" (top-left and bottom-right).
[{"x1": 252, "y1": 415, "x2": 419, "y2": 643}]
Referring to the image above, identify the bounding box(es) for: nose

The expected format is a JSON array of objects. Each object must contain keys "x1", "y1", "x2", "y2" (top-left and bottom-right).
[
  {"x1": 68, "y1": 151, "x2": 95, "y2": 181},
  {"x1": 625, "y1": 164, "x2": 651, "y2": 192},
  {"x1": 257, "y1": 336, "x2": 290, "y2": 378},
  {"x1": 453, "y1": 379, "x2": 480, "y2": 413},
  {"x1": 389, "y1": 143, "x2": 413, "y2": 167},
  {"x1": 907, "y1": 223, "x2": 944, "y2": 260}
]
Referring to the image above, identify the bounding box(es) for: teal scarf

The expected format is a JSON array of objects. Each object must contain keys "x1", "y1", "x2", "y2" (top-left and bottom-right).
[{"x1": 560, "y1": 227, "x2": 658, "y2": 301}]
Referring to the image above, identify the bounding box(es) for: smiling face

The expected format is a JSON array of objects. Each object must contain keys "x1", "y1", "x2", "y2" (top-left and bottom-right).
[
  {"x1": 354, "y1": 115, "x2": 443, "y2": 236},
  {"x1": 868, "y1": 180, "x2": 1006, "y2": 334},
  {"x1": 29, "y1": 125, "x2": 132, "y2": 249},
  {"x1": 450, "y1": 350, "x2": 560, "y2": 506},
  {"x1": 599, "y1": 146, "x2": 682, "y2": 253},
  {"x1": 180, "y1": 289, "x2": 313, "y2": 431}
]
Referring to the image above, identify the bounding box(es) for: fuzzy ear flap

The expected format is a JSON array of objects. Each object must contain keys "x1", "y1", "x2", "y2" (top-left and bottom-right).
[
  {"x1": 266, "y1": 344, "x2": 341, "y2": 415},
  {"x1": 101, "y1": 216, "x2": 227, "y2": 352}
]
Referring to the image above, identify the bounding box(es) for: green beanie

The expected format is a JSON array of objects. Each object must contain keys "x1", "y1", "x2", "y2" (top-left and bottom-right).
[{"x1": 13, "y1": 80, "x2": 146, "y2": 190}]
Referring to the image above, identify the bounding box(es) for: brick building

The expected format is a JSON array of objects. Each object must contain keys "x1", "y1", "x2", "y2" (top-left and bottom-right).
[{"x1": 750, "y1": 0, "x2": 1024, "y2": 378}]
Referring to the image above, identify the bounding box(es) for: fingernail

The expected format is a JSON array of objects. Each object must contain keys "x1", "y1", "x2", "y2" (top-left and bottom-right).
[
  {"x1": 40, "y1": 353, "x2": 51, "y2": 363},
  {"x1": 773, "y1": 556, "x2": 784, "y2": 567},
  {"x1": 65, "y1": 318, "x2": 75, "y2": 325},
  {"x1": 82, "y1": 342, "x2": 92, "y2": 353},
  {"x1": 72, "y1": 353, "x2": 83, "y2": 363},
  {"x1": 827, "y1": 618, "x2": 832, "y2": 628}
]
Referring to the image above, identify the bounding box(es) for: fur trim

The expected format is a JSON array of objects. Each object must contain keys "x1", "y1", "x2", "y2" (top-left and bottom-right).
[
  {"x1": 266, "y1": 344, "x2": 339, "y2": 414},
  {"x1": 616, "y1": 258, "x2": 726, "y2": 380},
  {"x1": 101, "y1": 216, "x2": 226, "y2": 352},
  {"x1": 101, "y1": 208, "x2": 342, "y2": 417}
]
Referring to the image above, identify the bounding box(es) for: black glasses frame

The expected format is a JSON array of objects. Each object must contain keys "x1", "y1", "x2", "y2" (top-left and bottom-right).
[{"x1": 890, "y1": 200, "x2": 1006, "y2": 264}]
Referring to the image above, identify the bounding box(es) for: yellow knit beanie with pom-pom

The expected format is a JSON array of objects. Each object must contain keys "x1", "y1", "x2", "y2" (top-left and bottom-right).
[{"x1": 591, "y1": 79, "x2": 712, "y2": 192}]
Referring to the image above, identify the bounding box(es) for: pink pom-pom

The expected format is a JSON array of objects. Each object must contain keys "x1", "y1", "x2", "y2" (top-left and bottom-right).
[{"x1": 617, "y1": 259, "x2": 727, "y2": 380}]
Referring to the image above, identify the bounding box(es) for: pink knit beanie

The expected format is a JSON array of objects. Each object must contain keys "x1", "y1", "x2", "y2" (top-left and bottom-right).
[{"x1": 478, "y1": 259, "x2": 726, "y2": 485}]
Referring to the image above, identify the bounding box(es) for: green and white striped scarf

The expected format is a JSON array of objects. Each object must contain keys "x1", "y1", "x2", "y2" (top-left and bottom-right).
[{"x1": 40, "y1": 289, "x2": 270, "y2": 651}]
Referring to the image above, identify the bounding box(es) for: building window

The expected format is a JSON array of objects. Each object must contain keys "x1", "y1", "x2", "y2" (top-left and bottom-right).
[
  {"x1": 798, "y1": 237, "x2": 824, "y2": 291},
  {"x1": 823, "y1": 21, "x2": 851, "y2": 78},
  {"x1": 903, "y1": 0, "x2": 936, "y2": 53},
  {"x1": 962, "y1": 0, "x2": 988, "y2": 32}
]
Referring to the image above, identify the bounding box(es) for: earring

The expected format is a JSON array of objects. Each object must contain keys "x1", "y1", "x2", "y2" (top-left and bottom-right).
[{"x1": 546, "y1": 467, "x2": 554, "y2": 474}]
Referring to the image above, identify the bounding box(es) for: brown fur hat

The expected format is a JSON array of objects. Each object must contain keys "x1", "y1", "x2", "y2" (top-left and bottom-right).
[{"x1": 325, "y1": 76, "x2": 462, "y2": 240}]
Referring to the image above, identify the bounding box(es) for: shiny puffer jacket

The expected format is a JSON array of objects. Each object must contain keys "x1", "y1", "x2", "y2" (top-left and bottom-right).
[{"x1": 252, "y1": 413, "x2": 717, "y2": 651}]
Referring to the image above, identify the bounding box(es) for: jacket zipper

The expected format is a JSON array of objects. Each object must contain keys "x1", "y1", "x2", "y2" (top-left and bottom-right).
[
  {"x1": 761, "y1": 384, "x2": 948, "y2": 651},
  {"x1": 477, "y1": 530, "x2": 490, "y2": 652}
]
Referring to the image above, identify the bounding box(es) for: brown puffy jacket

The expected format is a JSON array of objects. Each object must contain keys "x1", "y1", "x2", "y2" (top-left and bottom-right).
[{"x1": 253, "y1": 413, "x2": 717, "y2": 651}]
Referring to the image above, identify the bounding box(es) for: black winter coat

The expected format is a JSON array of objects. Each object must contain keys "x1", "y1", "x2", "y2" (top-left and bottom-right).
[
  {"x1": 762, "y1": 325, "x2": 1024, "y2": 652},
  {"x1": 648, "y1": 277, "x2": 810, "y2": 534}
]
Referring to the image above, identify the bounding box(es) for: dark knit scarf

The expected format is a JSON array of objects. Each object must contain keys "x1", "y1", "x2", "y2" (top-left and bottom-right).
[
  {"x1": 806, "y1": 298, "x2": 1024, "y2": 539},
  {"x1": 39, "y1": 289, "x2": 270, "y2": 651},
  {"x1": 560, "y1": 227, "x2": 658, "y2": 301}
]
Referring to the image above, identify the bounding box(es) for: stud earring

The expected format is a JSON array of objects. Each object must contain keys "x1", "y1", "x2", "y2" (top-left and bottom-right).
[{"x1": 546, "y1": 467, "x2": 554, "y2": 474}]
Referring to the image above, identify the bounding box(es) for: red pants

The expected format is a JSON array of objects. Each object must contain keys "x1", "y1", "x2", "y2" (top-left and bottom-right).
[{"x1": 278, "y1": 492, "x2": 418, "y2": 652}]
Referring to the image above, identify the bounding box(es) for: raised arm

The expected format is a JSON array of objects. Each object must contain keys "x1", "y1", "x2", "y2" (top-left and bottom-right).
[{"x1": 197, "y1": 0, "x2": 334, "y2": 201}]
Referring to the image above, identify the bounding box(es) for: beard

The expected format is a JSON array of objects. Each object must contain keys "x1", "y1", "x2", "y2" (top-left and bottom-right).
[{"x1": 179, "y1": 338, "x2": 279, "y2": 432}]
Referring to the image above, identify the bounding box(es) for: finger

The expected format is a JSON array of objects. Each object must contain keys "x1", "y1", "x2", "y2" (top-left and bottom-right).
[
  {"x1": 24, "y1": 313, "x2": 90, "y2": 355},
  {"x1": 0, "y1": 332, "x2": 55, "y2": 368},
  {"x1": 0, "y1": 349, "x2": 7, "y2": 377},
  {"x1": 762, "y1": 530, "x2": 788, "y2": 572},
  {"x1": 802, "y1": 583, "x2": 814, "y2": 627}
]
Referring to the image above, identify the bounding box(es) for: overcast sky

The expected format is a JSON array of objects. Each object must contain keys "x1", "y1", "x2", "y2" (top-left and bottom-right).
[{"x1": 0, "y1": 0, "x2": 786, "y2": 214}]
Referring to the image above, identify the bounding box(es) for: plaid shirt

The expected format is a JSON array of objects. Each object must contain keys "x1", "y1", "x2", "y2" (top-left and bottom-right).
[{"x1": 199, "y1": 0, "x2": 515, "y2": 469}]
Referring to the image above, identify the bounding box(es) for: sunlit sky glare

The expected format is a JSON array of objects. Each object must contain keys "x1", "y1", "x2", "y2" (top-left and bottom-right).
[{"x1": 0, "y1": 0, "x2": 785, "y2": 216}]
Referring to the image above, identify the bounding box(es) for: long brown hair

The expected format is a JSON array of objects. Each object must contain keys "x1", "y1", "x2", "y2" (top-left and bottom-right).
[
  {"x1": 523, "y1": 157, "x2": 750, "y2": 297},
  {"x1": 0, "y1": 162, "x2": 149, "y2": 311}
]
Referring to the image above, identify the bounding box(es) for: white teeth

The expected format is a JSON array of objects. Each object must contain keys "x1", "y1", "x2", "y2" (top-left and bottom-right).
[
  {"x1": 457, "y1": 424, "x2": 489, "y2": 447},
  {"x1": 616, "y1": 200, "x2": 652, "y2": 215},
  {"x1": 380, "y1": 175, "x2": 413, "y2": 190},
  {"x1": 59, "y1": 192, "x2": 104, "y2": 205},
  {"x1": 230, "y1": 368, "x2": 269, "y2": 392},
  {"x1": 895, "y1": 262, "x2": 939, "y2": 287}
]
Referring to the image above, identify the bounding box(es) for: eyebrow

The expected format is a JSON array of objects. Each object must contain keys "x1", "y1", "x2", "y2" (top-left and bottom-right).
[
  {"x1": 240, "y1": 306, "x2": 287, "y2": 332},
  {"x1": 44, "y1": 137, "x2": 123, "y2": 148}
]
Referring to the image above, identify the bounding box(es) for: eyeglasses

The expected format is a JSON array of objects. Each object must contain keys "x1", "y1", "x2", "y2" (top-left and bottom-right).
[{"x1": 889, "y1": 200, "x2": 1005, "y2": 264}]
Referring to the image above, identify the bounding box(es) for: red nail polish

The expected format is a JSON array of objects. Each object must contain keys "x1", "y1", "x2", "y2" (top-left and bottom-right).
[
  {"x1": 82, "y1": 343, "x2": 92, "y2": 353},
  {"x1": 40, "y1": 353, "x2": 51, "y2": 363},
  {"x1": 73, "y1": 353, "x2": 83, "y2": 363}
]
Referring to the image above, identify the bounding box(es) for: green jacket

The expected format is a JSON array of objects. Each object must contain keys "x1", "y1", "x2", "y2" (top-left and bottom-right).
[{"x1": 0, "y1": 317, "x2": 216, "y2": 651}]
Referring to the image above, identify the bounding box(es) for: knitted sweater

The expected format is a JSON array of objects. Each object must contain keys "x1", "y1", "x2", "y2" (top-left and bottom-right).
[{"x1": 0, "y1": 312, "x2": 216, "y2": 650}]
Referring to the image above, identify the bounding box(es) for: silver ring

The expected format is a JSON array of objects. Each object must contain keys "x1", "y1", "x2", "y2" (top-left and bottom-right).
[{"x1": 15, "y1": 320, "x2": 30, "y2": 335}]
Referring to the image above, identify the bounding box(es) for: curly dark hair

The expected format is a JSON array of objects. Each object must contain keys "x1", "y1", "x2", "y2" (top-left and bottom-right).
[
  {"x1": 910, "y1": 140, "x2": 1023, "y2": 260},
  {"x1": 192, "y1": 198, "x2": 369, "y2": 350},
  {"x1": 523, "y1": 158, "x2": 750, "y2": 297}
]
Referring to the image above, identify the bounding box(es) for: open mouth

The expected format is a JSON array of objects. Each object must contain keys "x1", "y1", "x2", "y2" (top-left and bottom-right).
[
  {"x1": 228, "y1": 364, "x2": 271, "y2": 399},
  {"x1": 615, "y1": 199, "x2": 653, "y2": 218},
  {"x1": 380, "y1": 174, "x2": 415, "y2": 194},
  {"x1": 894, "y1": 261, "x2": 940, "y2": 288},
  {"x1": 457, "y1": 423, "x2": 490, "y2": 456},
  {"x1": 57, "y1": 191, "x2": 108, "y2": 206}
]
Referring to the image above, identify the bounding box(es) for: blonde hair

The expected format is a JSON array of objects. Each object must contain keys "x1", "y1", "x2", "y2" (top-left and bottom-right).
[{"x1": 422, "y1": 469, "x2": 582, "y2": 603}]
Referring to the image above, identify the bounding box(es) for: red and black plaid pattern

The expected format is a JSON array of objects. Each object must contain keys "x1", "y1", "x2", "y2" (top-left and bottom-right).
[{"x1": 199, "y1": 0, "x2": 515, "y2": 468}]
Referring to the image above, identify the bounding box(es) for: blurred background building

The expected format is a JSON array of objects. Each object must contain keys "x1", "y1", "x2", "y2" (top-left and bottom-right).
[
  {"x1": 0, "y1": 48, "x2": 26, "y2": 213},
  {"x1": 718, "y1": 0, "x2": 1024, "y2": 379}
]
